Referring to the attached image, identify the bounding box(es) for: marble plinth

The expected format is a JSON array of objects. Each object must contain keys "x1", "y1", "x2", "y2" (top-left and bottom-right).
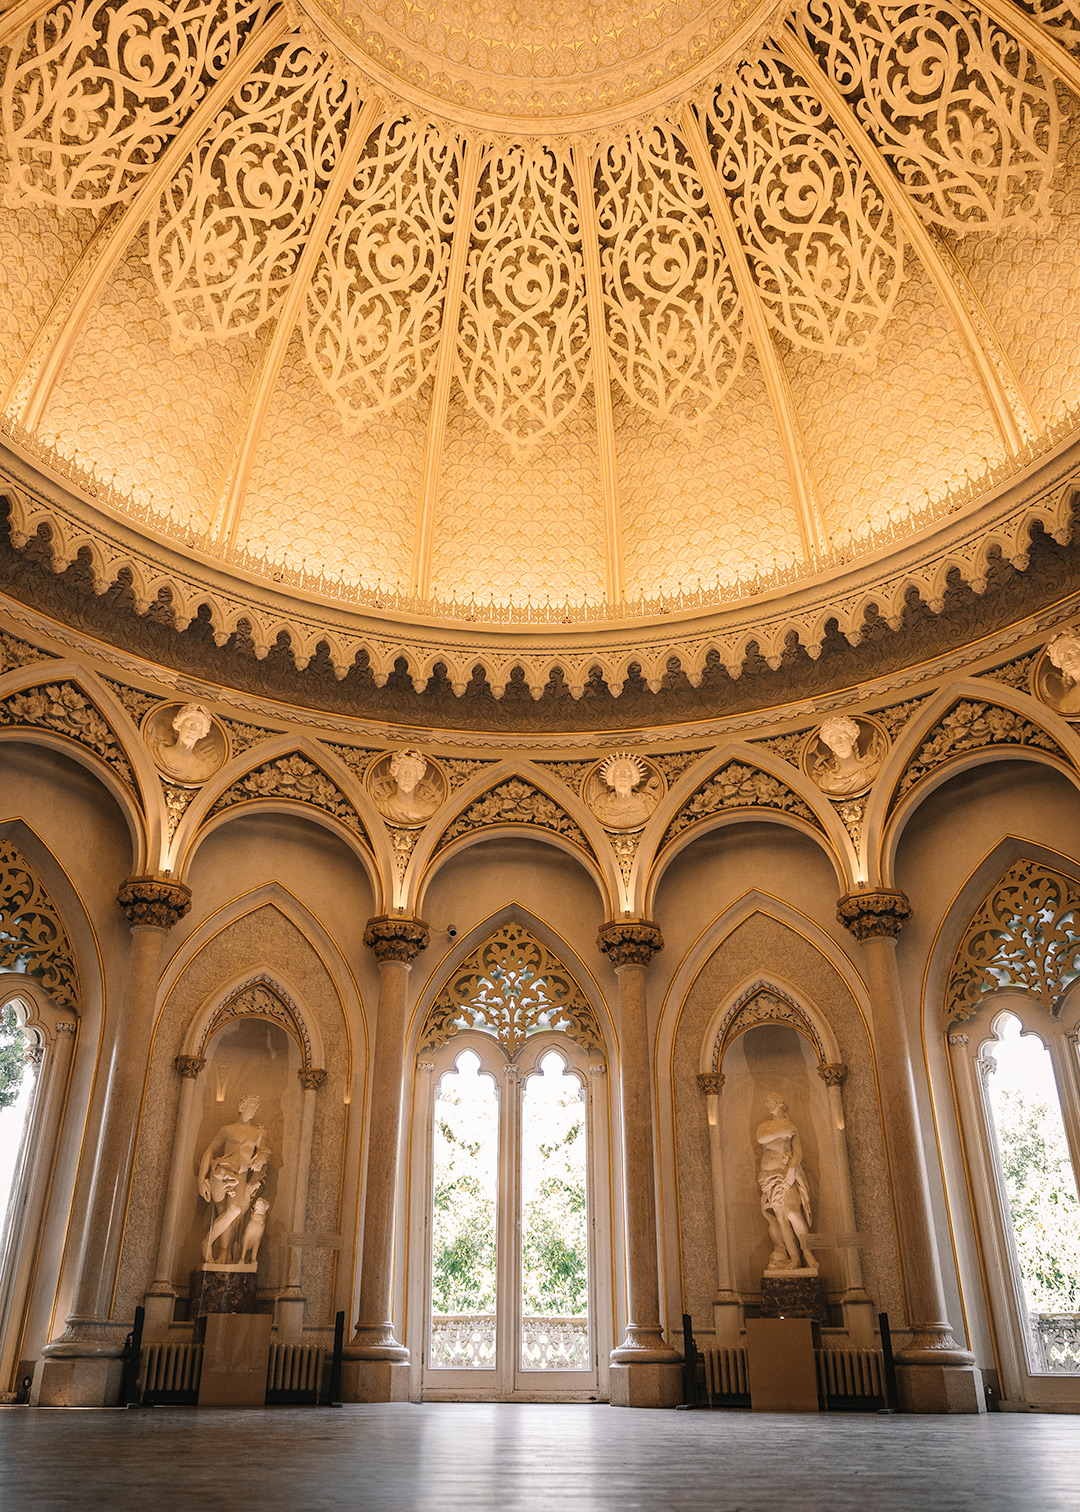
[
  {"x1": 760, "y1": 1272, "x2": 828, "y2": 1323},
  {"x1": 189, "y1": 1269, "x2": 258, "y2": 1317}
]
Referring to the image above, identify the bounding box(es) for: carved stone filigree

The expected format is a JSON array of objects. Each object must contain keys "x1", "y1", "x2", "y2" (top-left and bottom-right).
[
  {"x1": 298, "y1": 1066, "x2": 327, "y2": 1091},
  {"x1": 662, "y1": 760, "x2": 820, "y2": 850},
  {"x1": 536, "y1": 759, "x2": 591, "y2": 793},
  {"x1": 175, "y1": 1054, "x2": 206, "y2": 1078},
  {"x1": 710, "y1": 983, "x2": 824, "y2": 1069},
  {"x1": 873, "y1": 695, "x2": 933, "y2": 739},
  {"x1": 751, "y1": 729, "x2": 810, "y2": 766},
  {"x1": 947, "y1": 1032, "x2": 969, "y2": 1047},
  {"x1": 979, "y1": 651, "x2": 1040, "y2": 691},
  {"x1": 818, "y1": 1062, "x2": 848, "y2": 1087},
  {"x1": 435, "y1": 778, "x2": 593, "y2": 857},
  {"x1": 835, "y1": 794, "x2": 868, "y2": 845},
  {"x1": 388, "y1": 826, "x2": 418, "y2": 883},
  {"x1": 0, "y1": 681, "x2": 135, "y2": 788},
  {"x1": 105, "y1": 681, "x2": 158, "y2": 725},
  {"x1": 947, "y1": 857, "x2": 1080, "y2": 1022},
  {"x1": 697, "y1": 1071, "x2": 725, "y2": 1095},
  {"x1": 116, "y1": 875, "x2": 192, "y2": 930},
  {"x1": 836, "y1": 888, "x2": 912, "y2": 941},
  {"x1": 596, "y1": 919, "x2": 664, "y2": 968},
  {"x1": 0, "y1": 628, "x2": 54, "y2": 675},
  {"x1": 438, "y1": 757, "x2": 493, "y2": 792},
  {"x1": 420, "y1": 920, "x2": 601, "y2": 1058},
  {"x1": 893, "y1": 699, "x2": 1064, "y2": 805},
  {"x1": 364, "y1": 915, "x2": 430, "y2": 964},
  {"x1": 609, "y1": 831, "x2": 640, "y2": 888},
  {"x1": 209, "y1": 752, "x2": 369, "y2": 840},
  {"x1": 220, "y1": 718, "x2": 280, "y2": 758},
  {"x1": 198, "y1": 976, "x2": 312, "y2": 1066},
  {"x1": 163, "y1": 780, "x2": 198, "y2": 839},
  {"x1": 0, "y1": 838, "x2": 79, "y2": 1010}
]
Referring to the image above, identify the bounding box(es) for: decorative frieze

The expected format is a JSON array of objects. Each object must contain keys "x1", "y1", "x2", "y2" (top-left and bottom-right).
[
  {"x1": 0, "y1": 839, "x2": 79, "y2": 1010},
  {"x1": 836, "y1": 888, "x2": 912, "y2": 940},
  {"x1": 116, "y1": 875, "x2": 192, "y2": 930},
  {"x1": 363, "y1": 915, "x2": 430, "y2": 964},
  {"x1": 892, "y1": 699, "x2": 1063, "y2": 807},
  {"x1": 420, "y1": 921, "x2": 601, "y2": 1058},
  {"x1": 0, "y1": 628, "x2": 54, "y2": 675},
  {"x1": 596, "y1": 919, "x2": 664, "y2": 968},
  {"x1": 0, "y1": 681, "x2": 135, "y2": 789},
  {"x1": 979, "y1": 651, "x2": 1039, "y2": 692},
  {"x1": 661, "y1": 760, "x2": 820, "y2": 851},
  {"x1": 947, "y1": 858, "x2": 1080, "y2": 1022}
]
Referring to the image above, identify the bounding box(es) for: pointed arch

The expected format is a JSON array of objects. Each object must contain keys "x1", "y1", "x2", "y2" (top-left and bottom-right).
[{"x1": 0, "y1": 834, "x2": 79, "y2": 1011}]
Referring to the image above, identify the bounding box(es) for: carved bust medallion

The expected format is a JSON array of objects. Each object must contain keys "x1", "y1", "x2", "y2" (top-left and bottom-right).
[
  {"x1": 1035, "y1": 633, "x2": 1080, "y2": 718},
  {"x1": 143, "y1": 701, "x2": 229, "y2": 786},
  {"x1": 584, "y1": 752, "x2": 664, "y2": 831},
  {"x1": 367, "y1": 749, "x2": 447, "y2": 827},
  {"x1": 802, "y1": 714, "x2": 888, "y2": 798}
]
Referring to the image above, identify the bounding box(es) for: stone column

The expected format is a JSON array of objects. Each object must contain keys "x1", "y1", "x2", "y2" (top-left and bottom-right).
[
  {"x1": 276, "y1": 1066, "x2": 327, "y2": 1340},
  {"x1": 597, "y1": 920, "x2": 682, "y2": 1408},
  {"x1": 817, "y1": 1062, "x2": 875, "y2": 1343},
  {"x1": 697, "y1": 1071, "x2": 742, "y2": 1346},
  {"x1": 34, "y1": 876, "x2": 191, "y2": 1407},
  {"x1": 142, "y1": 1053, "x2": 206, "y2": 1339},
  {"x1": 341, "y1": 914, "x2": 429, "y2": 1403},
  {"x1": 837, "y1": 888, "x2": 983, "y2": 1412}
]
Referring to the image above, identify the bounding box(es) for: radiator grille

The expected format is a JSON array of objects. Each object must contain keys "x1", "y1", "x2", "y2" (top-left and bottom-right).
[{"x1": 139, "y1": 1342, "x2": 203, "y2": 1404}]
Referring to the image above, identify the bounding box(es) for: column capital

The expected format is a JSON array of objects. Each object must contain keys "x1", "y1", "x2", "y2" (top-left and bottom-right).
[
  {"x1": 117, "y1": 875, "x2": 192, "y2": 930},
  {"x1": 363, "y1": 914, "x2": 430, "y2": 964},
  {"x1": 174, "y1": 1054, "x2": 206, "y2": 1079},
  {"x1": 597, "y1": 919, "x2": 664, "y2": 968},
  {"x1": 818, "y1": 1061, "x2": 848, "y2": 1087},
  {"x1": 697, "y1": 1071, "x2": 725, "y2": 1095},
  {"x1": 298, "y1": 1066, "x2": 327, "y2": 1091},
  {"x1": 836, "y1": 888, "x2": 911, "y2": 940}
]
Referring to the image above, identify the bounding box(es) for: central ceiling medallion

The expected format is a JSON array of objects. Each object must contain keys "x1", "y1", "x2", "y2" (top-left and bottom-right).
[{"x1": 306, "y1": 0, "x2": 784, "y2": 128}]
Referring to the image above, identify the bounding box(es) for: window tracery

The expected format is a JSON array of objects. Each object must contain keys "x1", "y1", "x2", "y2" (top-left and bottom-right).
[{"x1": 0, "y1": 839, "x2": 79, "y2": 1011}]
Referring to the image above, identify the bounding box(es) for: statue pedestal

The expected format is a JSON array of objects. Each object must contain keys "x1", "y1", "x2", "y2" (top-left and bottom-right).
[
  {"x1": 197, "y1": 1312, "x2": 273, "y2": 1408},
  {"x1": 760, "y1": 1270, "x2": 828, "y2": 1324},
  {"x1": 190, "y1": 1267, "x2": 258, "y2": 1317}
]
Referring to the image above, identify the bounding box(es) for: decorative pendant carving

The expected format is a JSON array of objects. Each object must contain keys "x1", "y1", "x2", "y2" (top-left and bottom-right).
[
  {"x1": 420, "y1": 920, "x2": 601, "y2": 1058},
  {"x1": 947, "y1": 857, "x2": 1080, "y2": 1021},
  {"x1": 0, "y1": 838, "x2": 79, "y2": 1009}
]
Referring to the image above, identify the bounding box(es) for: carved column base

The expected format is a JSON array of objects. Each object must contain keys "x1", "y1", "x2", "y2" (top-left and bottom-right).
[
  {"x1": 339, "y1": 1358, "x2": 412, "y2": 1403},
  {"x1": 609, "y1": 1360, "x2": 683, "y2": 1408},
  {"x1": 344, "y1": 1322, "x2": 410, "y2": 1363},
  {"x1": 894, "y1": 1324, "x2": 975, "y2": 1368},
  {"x1": 610, "y1": 1325, "x2": 682, "y2": 1365},
  {"x1": 40, "y1": 1316, "x2": 130, "y2": 1359},
  {"x1": 33, "y1": 1319, "x2": 131, "y2": 1405},
  {"x1": 896, "y1": 1363, "x2": 985, "y2": 1414}
]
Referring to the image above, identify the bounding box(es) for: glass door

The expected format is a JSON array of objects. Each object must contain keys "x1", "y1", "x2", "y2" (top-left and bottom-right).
[{"x1": 421, "y1": 1033, "x2": 599, "y2": 1400}]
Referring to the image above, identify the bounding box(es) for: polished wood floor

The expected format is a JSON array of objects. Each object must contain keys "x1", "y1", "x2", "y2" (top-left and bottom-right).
[{"x1": 2, "y1": 1402, "x2": 1078, "y2": 1510}]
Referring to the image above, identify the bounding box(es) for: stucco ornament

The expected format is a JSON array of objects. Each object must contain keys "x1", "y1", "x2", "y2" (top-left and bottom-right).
[
  {"x1": 803, "y1": 714, "x2": 888, "y2": 798},
  {"x1": 367, "y1": 748, "x2": 447, "y2": 826},
  {"x1": 197, "y1": 1094, "x2": 271, "y2": 1270},
  {"x1": 1036, "y1": 631, "x2": 1080, "y2": 717},
  {"x1": 756, "y1": 1094, "x2": 817, "y2": 1275},
  {"x1": 143, "y1": 701, "x2": 229, "y2": 785},
  {"x1": 585, "y1": 752, "x2": 664, "y2": 831}
]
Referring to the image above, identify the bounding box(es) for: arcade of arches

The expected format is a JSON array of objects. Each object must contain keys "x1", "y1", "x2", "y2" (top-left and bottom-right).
[{"x1": 5, "y1": 0, "x2": 1080, "y2": 1427}]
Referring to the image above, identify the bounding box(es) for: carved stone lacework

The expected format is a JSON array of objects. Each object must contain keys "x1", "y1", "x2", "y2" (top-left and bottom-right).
[
  {"x1": 219, "y1": 717, "x2": 277, "y2": 756},
  {"x1": 438, "y1": 756, "x2": 492, "y2": 792},
  {"x1": 434, "y1": 778, "x2": 593, "y2": 857},
  {"x1": 661, "y1": 760, "x2": 820, "y2": 849},
  {"x1": 302, "y1": 116, "x2": 459, "y2": 428},
  {"x1": 1, "y1": 0, "x2": 273, "y2": 208},
  {"x1": 323, "y1": 741, "x2": 380, "y2": 779},
  {"x1": 208, "y1": 750, "x2": 370, "y2": 840},
  {"x1": 595, "y1": 121, "x2": 746, "y2": 427},
  {"x1": 832, "y1": 793, "x2": 867, "y2": 844},
  {"x1": 456, "y1": 143, "x2": 590, "y2": 449},
  {"x1": 420, "y1": 921, "x2": 602, "y2": 1058},
  {"x1": 0, "y1": 838, "x2": 79, "y2": 1010},
  {"x1": 535, "y1": 759, "x2": 591, "y2": 793},
  {"x1": 751, "y1": 728, "x2": 810, "y2": 764},
  {"x1": 873, "y1": 694, "x2": 932, "y2": 739},
  {"x1": 388, "y1": 825, "x2": 417, "y2": 882},
  {"x1": 797, "y1": 0, "x2": 1059, "y2": 229},
  {"x1": 198, "y1": 975, "x2": 313, "y2": 1067},
  {"x1": 893, "y1": 699, "x2": 1063, "y2": 804},
  {"x1": 947, "y1": 857, "x2": 1080, "y2": 1021},
  {"x1": 150, "y1": 37, "x2": 359, "y2": 349},
  {"x1": 705, "y1": 43, "x2": 902, "y2": 359},
  {"x1": 1014, "y1": 0, "x2": 1080, "y2": 53},
  {"x1": 710, "y1": 983, "x2": 824, "y2": 1070},
  {"x1": 0, "y1": 628, "x2": 54, "y2": 674},
  {"x1": 104, "y1": 679, "x2": 158, "y2": 724},
  {"x1": 610, "y1": 831, "x2": 640, "y2": 887},
  {"x1": 978, "y1": 649, "x2": 1039, "y2": 690},
  {"x1": 650, "y1": 749, "x2": 708, "y2": 784},
  {"x1": 163, "y1": 779, "x2": 197, "y2": 837},
  {"x1": 0, "y1": 680, "x2": 135, "y2": 788}
]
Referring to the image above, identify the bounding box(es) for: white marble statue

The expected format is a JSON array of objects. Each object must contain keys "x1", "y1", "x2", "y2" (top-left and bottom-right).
[
  {"x1": 240, "y1": 1197, "x2": 270, "y2": 1266},
  {"x1": 806, "y1": 715, "x2": 886, "y2": 797},
  {"x1": 1043, "y1": 632, "x2": 1080, "y2": 715},
  {"x1": 197, "y1": 1095, "x2": 271, "y2": 1268},
  {"x1": 146, "y1": 701, "x2": 227, "y2": 785},
  {"x1": 756, "y1": 1094, "x2": 817, "y2": 1273},
  {"x1": 587, "y1": 752, "x2": 660, "y2": 830},
  {"x1": 369, "y1": 748, "x2": 445, "y2": 826}
]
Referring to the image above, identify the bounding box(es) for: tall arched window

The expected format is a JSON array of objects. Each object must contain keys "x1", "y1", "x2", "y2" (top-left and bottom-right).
[
  {"x1": 410, "y1": 922, "x2": 609, "y2": 1402},
  {"x1": 947, "y1": 859, "x2": 1080, "y2": 1409}
]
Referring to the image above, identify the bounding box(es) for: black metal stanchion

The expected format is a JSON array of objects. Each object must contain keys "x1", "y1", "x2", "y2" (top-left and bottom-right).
[
  {"x1": 323, "y1": 1309, "x2": 346, "y2": 1407},
  {"x1": 878, "y1": 1311, "x2": 900, "y2": 1413},
  {"x1": 677, "y1": 1313, "x2": 699, "y2": 1409},
  {"x1": 122, "y1": 1305, "x2": 145, "y2": 1408}
]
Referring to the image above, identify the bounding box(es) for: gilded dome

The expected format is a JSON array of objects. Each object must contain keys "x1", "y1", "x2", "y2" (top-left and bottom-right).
[{"x1": 1, "y1": 0, "x2": 1080, "y2": 715}]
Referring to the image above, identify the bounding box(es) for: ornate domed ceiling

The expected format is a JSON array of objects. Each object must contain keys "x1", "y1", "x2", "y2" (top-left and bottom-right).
[{"x1": 2, "y1": 0, "x2": 1080, "y2": 717}]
